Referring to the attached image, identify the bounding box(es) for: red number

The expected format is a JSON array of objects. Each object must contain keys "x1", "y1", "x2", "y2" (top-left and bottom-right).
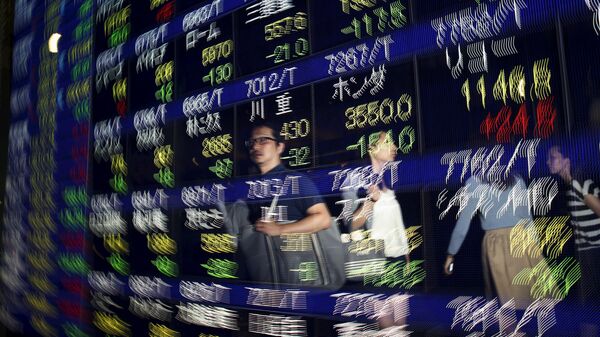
[
  {"x1": 155, "y1": 1, "x2": 174, "y2": 23},
  {"x1": 494, "y1": 106, "x2": 512, "y2": 143},
  {"x1": 511, "y1": 103, "x2": 529, "y2": 139},
  {"x1": 480, "y1": 112, "x2": 494, "y2": 141},
  {"x1": 534, "y1": 96, "x2": 556, "y2": 139}
]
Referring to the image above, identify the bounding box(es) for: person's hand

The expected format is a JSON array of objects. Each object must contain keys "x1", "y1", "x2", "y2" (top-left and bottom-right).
[
  {"x1": 368, "y1": 184, "x2": 382, "y2": 202},
  {"x1": 444, "y1": 255, "x2": 454, "y2": 275},
  {"x1": 255, "y1": 220, "x2": 282, "y2": 236}
]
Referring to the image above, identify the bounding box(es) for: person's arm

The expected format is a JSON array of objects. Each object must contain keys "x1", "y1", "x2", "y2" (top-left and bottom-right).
[
  {"x1": 583, "y1": 194, "x2": 600, "y2": 218},
  {"x1": 350, "y1": 185, "x2": 380, "y2": 231},
  {"x1": 445, "y1": 180, "x2": 479, "y2": 275},
  {"x1": 350, "y1": 201, "x2": 373, "y2": 231},
  {"x1": 255, "y1": 202, "x2": 331, "y2": 235},
  {"x1": 443, "y1": 255, "x2": 454, "y2": 275}
]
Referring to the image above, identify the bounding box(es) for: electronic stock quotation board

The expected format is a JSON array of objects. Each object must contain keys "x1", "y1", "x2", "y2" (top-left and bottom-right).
[{"x1": 3, "y1": 0, "x2": 600, "y2": 336}]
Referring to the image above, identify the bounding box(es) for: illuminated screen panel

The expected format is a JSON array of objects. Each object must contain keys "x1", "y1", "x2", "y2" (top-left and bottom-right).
[
  {"x1": 4, "y1": 0, "x2": 600, "y2": 336},
  {"x1": 131, "y1": 0, "x2": 176, "y2": 37},
  {"x1": 1, "y1": 0, "x2": 94, "y2": 336},
  {"x1": 127, "y1": 113, "x2": 175, "y2": 190},
  {"x1": 314, "y1": 61, "x2": 417, "y2": 166},
  {"x1": 174, "y1": 107, "x2": 235, "y2": 183},
  {"x1": 419, "y1": 29, "x2": 565, "y2": 150},
  {"x1": 310, "y1": 0, "x2": 411, "y2": 53},
  {"x1": 176, "y1": 14, "x2": 235, "y2": 96},
  {"x1": 235, "y1": 0, "x2": 311, "y2": 76},
  {"x1": 130, "y1": 28, "x2": 176, "y2": 112},
  {"x1": 235, "y1": 86, "x2": 314, "y2": 175},
  {"x1": 90, "y1": 2, "x2": 134, "y2": 336},
  {"x1": 93, "y1": 0, "x2": 131, "y2": 195}
]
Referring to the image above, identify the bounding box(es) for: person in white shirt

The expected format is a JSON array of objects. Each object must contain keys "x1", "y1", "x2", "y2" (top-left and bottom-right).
[
  {"x1": 346, "y1": 131, "x2": 410, "y2": 262},
  {"x1": 343, "y1": 131, "x2": 410, "y2": 329}
]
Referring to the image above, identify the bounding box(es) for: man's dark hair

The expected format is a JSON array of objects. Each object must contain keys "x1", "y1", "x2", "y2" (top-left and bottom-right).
[{"x1": 249, "y1": 120, "x2": 282, "y2": 143}]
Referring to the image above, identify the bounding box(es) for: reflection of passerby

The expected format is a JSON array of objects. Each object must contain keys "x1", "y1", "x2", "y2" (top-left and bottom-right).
[
  {"x1": 443, "y1": 173, "x2": 542, "y2": 309},
  {"x1": 547, "y1": 145, "x2": 600, "y2": 336},
  {"x1": 344, "y1": 131, "x2": 410, "y2": 263},
  {"x1": 342, "y1": 131, "x2": 410, "y2": 329},
  {"x1": 240, "y1": 121, "x2": 332, "y2": 284},
  {"x1": 246, "y1": 122, "x2": 331, "y2": 236}
]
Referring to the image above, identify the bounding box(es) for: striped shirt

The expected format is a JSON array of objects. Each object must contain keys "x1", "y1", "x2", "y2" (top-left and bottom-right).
[{"x1": 568, "y1": 178, "x2": 600, "y2": 251}]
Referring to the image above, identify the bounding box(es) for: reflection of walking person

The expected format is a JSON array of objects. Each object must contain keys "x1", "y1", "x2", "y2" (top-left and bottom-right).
[
  {"x1": 247, "y1": 123, "x2": 331, "y2": 236},
  {"x1": 443, "y1": 173, "x2": 542, "y2": 309},
  {"x1": 547, "y1": 145, "x2": 600, "y2": 336},
  {"x1": 346, "y1": 131, "x2": 410, "y2": 262},
  {"x1": 239, "y1": 122, "x2": 332, "y2": 285},
  {"x1": 343, "y1": 131, "x2": 410, "y2": 328}
]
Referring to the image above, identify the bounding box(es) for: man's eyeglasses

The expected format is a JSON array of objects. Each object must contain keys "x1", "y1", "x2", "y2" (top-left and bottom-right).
[{"x1": 245, "y1": 136, "x2": 277, "y2": 148}]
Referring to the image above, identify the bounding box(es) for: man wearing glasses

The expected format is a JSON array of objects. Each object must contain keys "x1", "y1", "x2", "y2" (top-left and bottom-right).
[
  {"x1": 245, "y1": 122, "x2": 331, "y2": 237},
  {"x1": 234, "y1": 122, "x2": 334, "y2": 285}
]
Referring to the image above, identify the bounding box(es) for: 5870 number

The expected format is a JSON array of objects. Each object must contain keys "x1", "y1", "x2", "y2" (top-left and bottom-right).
[{"x1": 202, "y1": 40, "x2": 233, "y2": 66}]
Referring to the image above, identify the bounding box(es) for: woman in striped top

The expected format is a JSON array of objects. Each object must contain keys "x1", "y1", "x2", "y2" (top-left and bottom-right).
[{"x1": 547, "y1": 145, "x2": 600, "y2": 335}]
